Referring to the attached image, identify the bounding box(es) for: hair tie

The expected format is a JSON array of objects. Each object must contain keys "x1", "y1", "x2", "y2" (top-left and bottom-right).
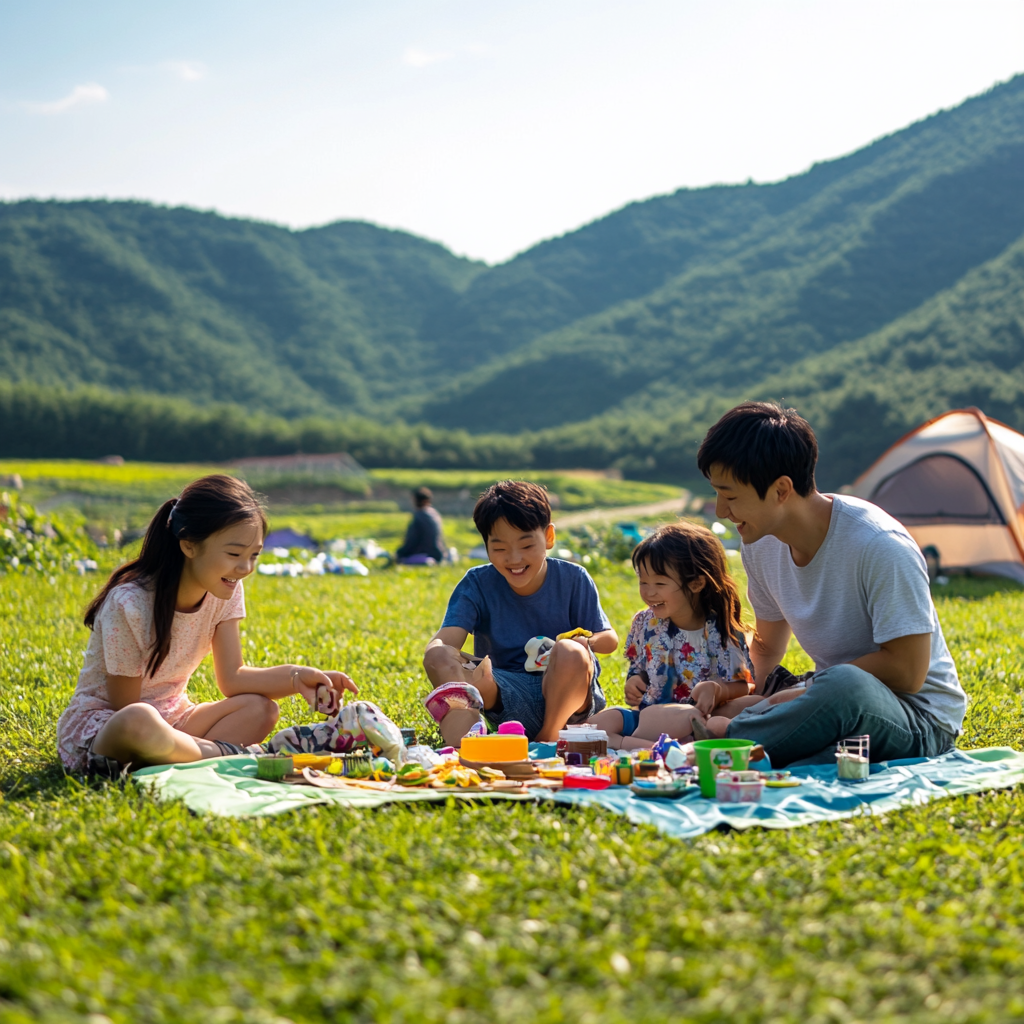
[{"x1": 166, "y1": 499, "x2": 184, "y2": 537}]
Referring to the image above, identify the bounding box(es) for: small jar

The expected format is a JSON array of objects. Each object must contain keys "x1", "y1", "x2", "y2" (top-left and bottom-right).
[{"x1": 560, "y1": 726, "x2": 608, "y2": 761}]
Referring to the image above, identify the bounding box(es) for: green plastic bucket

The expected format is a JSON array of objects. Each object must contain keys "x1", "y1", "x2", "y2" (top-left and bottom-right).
[{"x1": 693, "y1": 739, "x2": 754, "y2": 798}]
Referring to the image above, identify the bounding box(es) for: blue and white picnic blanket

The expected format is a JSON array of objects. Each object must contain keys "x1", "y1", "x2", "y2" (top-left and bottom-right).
[{"x1": 133, "y1": 746, "x2": 1024, "y2": 840}]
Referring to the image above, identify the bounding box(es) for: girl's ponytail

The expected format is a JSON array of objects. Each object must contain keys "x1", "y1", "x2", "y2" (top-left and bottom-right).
[
  {"x1": 85, "y1": 476, "x2": 266, "y2": 677},
  {"x1": 630, "y1": 521, "x2": 748, "y2": 647}
]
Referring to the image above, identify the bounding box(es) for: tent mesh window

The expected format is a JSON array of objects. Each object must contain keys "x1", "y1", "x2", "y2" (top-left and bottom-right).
[{"x1": 871, "y1": 454, "x2": 1005, "y2": 526}]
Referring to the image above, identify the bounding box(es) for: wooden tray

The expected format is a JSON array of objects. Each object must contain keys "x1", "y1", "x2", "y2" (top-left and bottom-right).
[{"x1": 458, "y1": 756, "x2": 538, "y2": 778}]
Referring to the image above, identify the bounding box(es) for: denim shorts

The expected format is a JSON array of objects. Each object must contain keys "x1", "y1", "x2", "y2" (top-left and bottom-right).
[{"x1": 486, "y1": 661, "x2": 605, "y2": 741}]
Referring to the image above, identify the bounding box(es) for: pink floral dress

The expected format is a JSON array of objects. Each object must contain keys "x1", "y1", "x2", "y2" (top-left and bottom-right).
[
  {"x1": 56, "y1": 581, "x2": 245, "y2": 772},
  {"x1": 623, "y1": 607, "x2": 753, "y2": 708}
]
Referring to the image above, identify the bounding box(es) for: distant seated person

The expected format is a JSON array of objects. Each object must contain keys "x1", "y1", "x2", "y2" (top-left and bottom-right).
[{"x1": 396, "y1": 487, "x2": 447, "y2": 565}]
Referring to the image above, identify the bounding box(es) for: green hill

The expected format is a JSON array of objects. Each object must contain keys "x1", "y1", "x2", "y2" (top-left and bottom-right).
[
  {"x1": 416, "y1": 75, "x2": 1024, "y2": 432},
  {"x1": 1, "y1": 75, "x2": 1024, "y2": 482}
]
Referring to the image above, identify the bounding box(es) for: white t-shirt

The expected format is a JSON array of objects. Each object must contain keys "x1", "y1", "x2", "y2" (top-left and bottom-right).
[{"x1": 741, "y1": 495, "x2": 966, "y2": 736}]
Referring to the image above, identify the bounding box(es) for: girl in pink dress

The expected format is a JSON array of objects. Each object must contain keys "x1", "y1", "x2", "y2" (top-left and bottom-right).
[{"x1": 57, "y1": 475, "x2": 357, "y2": 775}]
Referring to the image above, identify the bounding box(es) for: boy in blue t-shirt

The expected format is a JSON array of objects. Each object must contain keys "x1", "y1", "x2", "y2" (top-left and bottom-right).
[{"x1": 424, "y1": 480, "x2": 618, "y2": 743}]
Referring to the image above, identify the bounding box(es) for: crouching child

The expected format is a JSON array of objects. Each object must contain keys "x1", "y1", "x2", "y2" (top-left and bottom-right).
[{"x1": 423, "y1": 480, "x2": 618, "y2": 744}]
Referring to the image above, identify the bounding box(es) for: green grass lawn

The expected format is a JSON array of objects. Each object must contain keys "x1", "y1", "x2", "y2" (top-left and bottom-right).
[{"x1": 2, "y1": 562, "x2": 1024, "y2": 1023}]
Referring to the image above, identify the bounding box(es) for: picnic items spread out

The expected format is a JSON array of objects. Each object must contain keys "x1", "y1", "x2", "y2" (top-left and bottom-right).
[{"x1": 248, "y1": 689, "x2": 841, "y2": 803}]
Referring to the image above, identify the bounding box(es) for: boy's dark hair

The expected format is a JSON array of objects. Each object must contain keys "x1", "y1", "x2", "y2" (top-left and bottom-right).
[
  {"x1": 473, "y1": 480, "x2": 551, "y2": 542},
  {"x1": 632, "y1": 522, "x2": 748, "y2": 646},
  {"x1": 696, "y1": 401, "x2": 818, "y2": 498},
  {"x1": 85, "y1": 475, "x2": 267, "y2": 677},
  {"x1": 413, "y1": 486, "x2": 432, "y2": 508}
]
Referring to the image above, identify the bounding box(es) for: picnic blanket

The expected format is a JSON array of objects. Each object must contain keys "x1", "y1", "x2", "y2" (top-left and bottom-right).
[{"x1": 132, "y1": 745, "x2": 1024, "y2": 840}]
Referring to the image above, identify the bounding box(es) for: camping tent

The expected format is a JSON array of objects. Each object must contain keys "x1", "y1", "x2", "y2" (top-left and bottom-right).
[{"x1": 850, "y1": 408, "x2": 1024, "y2": 583}]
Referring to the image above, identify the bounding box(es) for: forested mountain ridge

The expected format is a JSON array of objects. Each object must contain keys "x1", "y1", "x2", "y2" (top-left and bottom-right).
[
  {"x1": 0, "y1": 202, "x2": 484, "y2": 416},
  {"x1": 416, "y1": 73, "x2": 1024, "y2": 430},
  {"x1": 2, "y1": 75, "x2": 1024, "y2": 481}
]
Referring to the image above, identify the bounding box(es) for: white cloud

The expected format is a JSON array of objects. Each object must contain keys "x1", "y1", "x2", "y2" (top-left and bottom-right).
[
  {"x1": 402, "y1": 47, "x2": 451, "y2": 68},
  {"x1": 164, "y1": 61, "x2": 205, "y2": 82},
  {"x1": 26, "y1": 82, "x2": 109, "y2": 115}
]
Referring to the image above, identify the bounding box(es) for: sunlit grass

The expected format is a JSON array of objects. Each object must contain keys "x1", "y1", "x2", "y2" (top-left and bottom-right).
[{"x1": 1, "y1": 563, "x2": 1022, "y2": 1022}]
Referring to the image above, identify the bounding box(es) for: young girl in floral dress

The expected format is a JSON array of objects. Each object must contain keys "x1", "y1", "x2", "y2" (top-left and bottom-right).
[
  {"x1": 586, "y1": 522, "x2": 754, "y2": 749},
  {"x1": 57, "y1": 475, "x2": 357, "y2": 775}
]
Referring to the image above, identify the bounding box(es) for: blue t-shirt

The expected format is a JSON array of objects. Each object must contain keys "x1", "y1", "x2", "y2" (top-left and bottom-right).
[{"x1": 441, "y1": 559, "x2": 612, "y2": 673}]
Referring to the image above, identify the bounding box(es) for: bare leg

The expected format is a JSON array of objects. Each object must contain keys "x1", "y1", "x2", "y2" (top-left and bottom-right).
[
  {"x1": 537, "y1": 640, "x2": 592, "y2": 742},
  {"x1": 714, "y1": 694, "x2": 768, "y2": 719},
  {"x1": 704, "y1": 716, "x2": 731, "y2": 738},
  {"x1": 586, "y1": 708, "x2": 628, "y2": 748},
  {"x1": 92, "y1": 704, "x2": 221, "y2": 767},
  {"x1": 423, "y1": 645, "x2": 498, "y2": 708},
  {"x1": 633, "y1": 704, "x2": 706, "y2": 743},
  {"x1": 177, "y1": 694, "x2": 280, "y2": 744}
]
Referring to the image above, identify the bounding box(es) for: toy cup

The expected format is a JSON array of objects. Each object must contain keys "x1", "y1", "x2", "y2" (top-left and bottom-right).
[{"x1": 693, "y1": 739, "x2": 755, "y2": 798}]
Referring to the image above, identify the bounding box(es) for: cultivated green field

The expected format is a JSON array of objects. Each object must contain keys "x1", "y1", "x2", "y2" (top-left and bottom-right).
[
  {"x1": 1, "y1": 552, "x2": 1024, "y2": 1023},
  {"x1": 0, "y1": 461, "x2": 687, "y2": 556}
]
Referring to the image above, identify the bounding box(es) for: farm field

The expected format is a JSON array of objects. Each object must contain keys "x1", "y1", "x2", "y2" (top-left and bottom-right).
[
  {"x1": 0, "y1": 461, "x2": 689, "y2": 557},
  {"x1": 2, "y1": 550, "x2": 1024, "y2": 1023}
]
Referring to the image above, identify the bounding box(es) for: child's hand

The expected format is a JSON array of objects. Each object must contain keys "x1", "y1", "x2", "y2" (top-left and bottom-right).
[
  {"x1": 624, "y1": 674, "x2": 648, "y2": 706},
  {"x1": 293, "y1": 667, "x2": 358, "y2": 715},
  {"x1": 690, "y1": 680, "x2": 720, "y2": 715}
]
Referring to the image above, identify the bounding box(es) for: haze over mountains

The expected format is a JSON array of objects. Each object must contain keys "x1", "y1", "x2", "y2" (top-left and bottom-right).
[{"x1": 2, "y1": 75, "x2": 1024, "y2": 486}]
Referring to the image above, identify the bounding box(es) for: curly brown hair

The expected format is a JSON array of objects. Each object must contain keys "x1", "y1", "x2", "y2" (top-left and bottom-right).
[{"x1": 630, "y1": 521, "x2": 747, "y2": 645}]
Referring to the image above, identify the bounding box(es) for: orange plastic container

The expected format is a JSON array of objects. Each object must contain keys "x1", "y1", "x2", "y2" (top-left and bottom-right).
[{"x1": 459, "y1": 733, "x2": 529, "y2": 762}]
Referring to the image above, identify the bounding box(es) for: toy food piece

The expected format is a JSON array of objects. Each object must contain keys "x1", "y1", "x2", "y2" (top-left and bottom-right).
[
  {"x1": 611, "y1": 756, "x2": 634, "y2": 785},
  {"x1": 292, "y1": 753, "x2": 336, "y2": 771},
  {"x1": 556, "y1": 628, "x2": 593, "y2": 642},
  {"x1": 558, "y1": 726, "x2": 608, "y2": 760},
  {"x1": 256, "y1": 754, "x2": 293, "y2": 780},
  {"x1": 715, "y1": 771, "x2": 764, "y2": 803},
  {"x1": 563, "y1": 773, "x2": 612, "y2": 790},
  {"x1": 396, "y1": 763, "x2": 432, "y2": 786},
  {"x1": 460, "y1": 731, "x2": 529, "y2": 763},
  {"x1": 762, "y1": 770, "x2": 801, "y2": 788},
  {"x1": 315, "y1": 682, "x2": 340, "y2": 716},
  {"x1": 635, "y1": 759, "x2": 660, "y2": 777}
]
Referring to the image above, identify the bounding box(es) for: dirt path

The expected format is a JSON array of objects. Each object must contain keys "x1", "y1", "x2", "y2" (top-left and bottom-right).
[{"x1": 554, "y1": 492, "x2": 691, "y2": 529}]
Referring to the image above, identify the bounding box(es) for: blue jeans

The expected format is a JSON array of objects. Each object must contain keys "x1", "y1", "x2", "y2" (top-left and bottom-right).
[{"x1": 725, "y1": 664, "x2": 955, "y2": 767}]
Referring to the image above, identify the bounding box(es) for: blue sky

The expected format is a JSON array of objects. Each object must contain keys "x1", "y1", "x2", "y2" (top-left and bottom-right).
[{"x1": 2, "y1": 0, "x2": 1022, "y2": 263}]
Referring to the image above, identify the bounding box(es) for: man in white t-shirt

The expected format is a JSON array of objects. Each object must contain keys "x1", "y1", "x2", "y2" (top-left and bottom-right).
[{"x1": 695, "y1": 401, "x2": 966, "y2": 767}]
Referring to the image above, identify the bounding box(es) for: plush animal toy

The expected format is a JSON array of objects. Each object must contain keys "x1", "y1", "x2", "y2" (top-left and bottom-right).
[
  {"x1": 266, "y1": 700, "x2": 406, "y2": 766},
  {"x1": 524, "y1": 628, "x2": 593, "y2": 672}
]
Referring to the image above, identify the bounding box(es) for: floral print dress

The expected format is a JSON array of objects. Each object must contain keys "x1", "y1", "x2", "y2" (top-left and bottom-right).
[{"x1": 623, "y1": 607, "x2": 753, "y2": 708}]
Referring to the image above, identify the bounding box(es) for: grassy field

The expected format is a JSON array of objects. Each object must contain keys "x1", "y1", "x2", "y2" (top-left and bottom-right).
[{"x1": 2, "y1": 551, "x2": 1024, "y2": 1023}]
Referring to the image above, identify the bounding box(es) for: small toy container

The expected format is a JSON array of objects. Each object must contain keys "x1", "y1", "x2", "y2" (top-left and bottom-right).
[
  {"x1": 563, "y1": 772, "x2": 612, "y2": 790},
  {"x1": 635, "y1": 759, "x2": 660, "y2": 777},
  {"x1": 631, "y1": 777, "x2": 689, "y2": 799},
  {"x1": 693, "y1": 739, "x2": 755, "y2": 798},
  {"x1": 715, "y1": 770, "x2": 764, "y2": 803},
  {"x1": 610, "y1": 756, "x2": 634, "y2": 786},
  {"x1": 460, "y1": 729, "x2": 529, "y2": 763},
  {"x1": 256, "y1": 754, "x2": 293, "y2": 780},
  {"x1": 558, "y1": 725, "x2": 608, "y2": 761},
  {"x1": 836, "y1": 735, "x2": 870, "y2": 781}
]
